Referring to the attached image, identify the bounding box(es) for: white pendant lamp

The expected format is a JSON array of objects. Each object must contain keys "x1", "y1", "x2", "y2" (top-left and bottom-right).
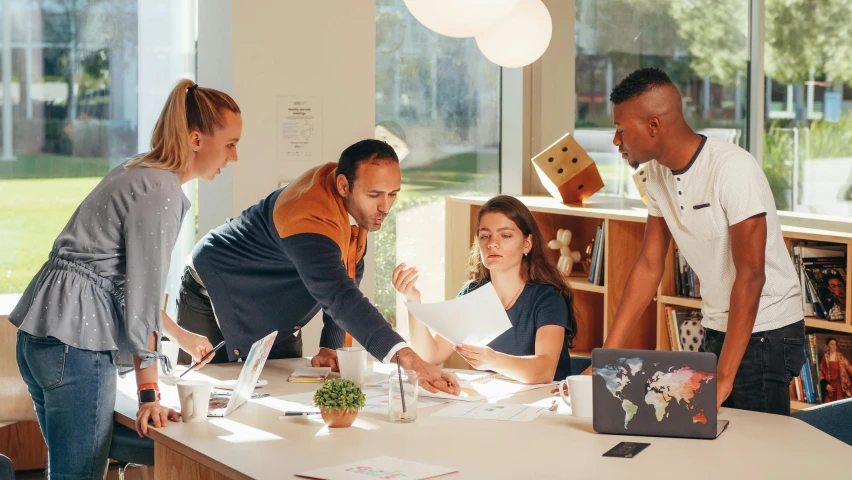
[
  {"x1": 403, "y1": 0, "x2": 521, "y2": 38},
  {"x1": 475, "y1": 0, "x2": 552, "y2": 68}
]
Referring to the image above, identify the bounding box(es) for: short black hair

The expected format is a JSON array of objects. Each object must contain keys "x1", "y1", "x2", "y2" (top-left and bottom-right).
[
  {"x1": 336, "y1": 139, "x2": 399, "y2": 190},
  {"x1": 610, "y1": 68, "x2": 675, "y2": 105}
]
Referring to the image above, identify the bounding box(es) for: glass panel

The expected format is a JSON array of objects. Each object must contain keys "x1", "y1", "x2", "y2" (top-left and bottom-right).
[
  {"x1": 0, "y1": 1, "x2": 196, "y2": 296},
  {"x1": 763, "y1": 0, "x2": 852, "y2": 216},
  {"x1": 575, "y1": 0, "x2": 750, "y2": 198},
  {"x1": 374, "y1": 0, "x2": 501, "y2": 331}
]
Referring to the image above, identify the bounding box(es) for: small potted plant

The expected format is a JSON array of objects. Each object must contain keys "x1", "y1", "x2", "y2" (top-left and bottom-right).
[{"x1": 313, "y1": 378, "x2": 366, "y2": 428}]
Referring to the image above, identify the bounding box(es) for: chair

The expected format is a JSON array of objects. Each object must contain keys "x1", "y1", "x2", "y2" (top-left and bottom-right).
[
  {"x1": 791, "y1": 398, "x2": 852, "y2": 446},
  {"x1": 108, "y1": 422, "x2": 155, "y2": 480},
  {"x1": 0, "y1": 453, "x2": 14, "y2": 480},
  {"x1": 0, "y1": 308, "x2": 47, "y2": 472}
]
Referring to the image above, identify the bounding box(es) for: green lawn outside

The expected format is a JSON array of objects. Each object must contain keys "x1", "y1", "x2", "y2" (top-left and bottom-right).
[{"x1": 1, "y1": 177, "x2": 101, "y2": 293}]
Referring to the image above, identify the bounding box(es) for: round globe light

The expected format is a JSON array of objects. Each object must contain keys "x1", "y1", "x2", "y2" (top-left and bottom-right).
[
  {"x1": 403, "y1": 0, "x2": 521, "y2": 38},
  {"x1": 475, "y1": 0, "x2": 552, "y2": 68}
]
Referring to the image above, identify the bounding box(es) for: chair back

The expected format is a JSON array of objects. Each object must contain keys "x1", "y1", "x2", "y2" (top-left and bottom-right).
[
  {"x1": 0, "y1": 314, "x2": 37, "y2": 423},
  {"x1": 792, "y1": 398, "x2": 852, "y2": 446}
]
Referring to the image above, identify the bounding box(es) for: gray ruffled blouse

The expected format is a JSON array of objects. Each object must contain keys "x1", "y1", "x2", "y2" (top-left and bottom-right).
[{"x1": 10, "y1": 161, "x2": 190, "y2": 369}]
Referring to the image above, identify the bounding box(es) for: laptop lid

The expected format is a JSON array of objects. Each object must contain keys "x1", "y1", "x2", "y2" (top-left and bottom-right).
[
  {"x1": 592, "y1": 348, "x2": 726, "y2": 439},
  {"x1": 212, "y1": 331, "x2": 277, "y2": 417}
]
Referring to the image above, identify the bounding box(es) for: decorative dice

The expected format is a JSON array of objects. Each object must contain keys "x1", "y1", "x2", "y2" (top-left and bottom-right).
[{"x1": 532, "y1": 133, "x2": 604, "y2": 204}]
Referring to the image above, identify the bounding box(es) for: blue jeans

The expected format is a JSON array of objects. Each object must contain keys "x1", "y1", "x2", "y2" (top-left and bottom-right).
[
  {"x1": 16, "y1": 330, "x2": 117, "y2": 480},
  {"x1": 702, "y1": 320, "x2": 806, "y2": 415}
]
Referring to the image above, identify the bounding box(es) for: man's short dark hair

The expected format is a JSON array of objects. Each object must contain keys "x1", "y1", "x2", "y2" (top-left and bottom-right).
[
  {"x1": 610, "y1": 68, "x2": 675, "y2": 105},
  {"x1": 336, "y1": 139, "x2": 399, "y2": 190}
]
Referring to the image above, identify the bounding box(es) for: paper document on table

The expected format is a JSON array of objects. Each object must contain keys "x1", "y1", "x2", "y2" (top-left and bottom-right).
[
  {"x1": 405, "y1": 282, "x2": 512, "y2": 346},
  {"x1": 362, "y1": 380, "x2": 485, "y2": 402},
  {"x1": 432, "y1": 403, "x2": 547, "y2": 422},
  {"x1": 296, "y1": 456, "x2": 457, "y2": 480},
  {"x1": 446, "y1": 369, "x2": 554, "y2": 397}
]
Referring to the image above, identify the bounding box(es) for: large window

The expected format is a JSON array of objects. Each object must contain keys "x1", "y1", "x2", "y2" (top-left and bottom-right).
[
  {"x1": 374, "y1": 0, "x2": 501, "y2": 331},
  {"x1": 0, "y1": 1, "x2": 196, "y2": 300},
  {"x1": 574, "y1": 0, "x2": 750, "y2": 198},
  {"x1": 763, "y1": 0, "x2": 852, "y2": 216}
]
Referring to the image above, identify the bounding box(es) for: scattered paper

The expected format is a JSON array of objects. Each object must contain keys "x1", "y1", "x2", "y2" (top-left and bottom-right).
[
  {"x1": 213, "y1": 379, "x2": 268, "y2": 390},
  {"x1": 362, "y1": 380, "x2": 485, "y2": 402},
  {"x1": 360, "y1": 397, "x2": 448, "y2": 415},
  {"x1": 405, "y1": 283, "x2": 512, "y2": 346},
  {"x1": 295, "y1": 456, "x2": 457, "y2": 480},
  {"x1": 432, "y1": 403, "x2": 547, "y2": 422}
]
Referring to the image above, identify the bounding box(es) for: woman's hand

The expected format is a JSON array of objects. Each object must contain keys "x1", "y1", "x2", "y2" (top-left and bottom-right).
[
  {"x1": 455, "y1": 344, "x2": 499, "y2": 371},
  {"x1": 135, "y1": 402, "x2": 180, "y2": 437},
  {"x1": 392, "y1": 263, "x2": 422, "y2": 303},
  {"x1": 174, "y1": 330, "x2": 214, "y2": 369},
  {"x1": 826, "y1": 384, "x2": 834, "y2": 393}
]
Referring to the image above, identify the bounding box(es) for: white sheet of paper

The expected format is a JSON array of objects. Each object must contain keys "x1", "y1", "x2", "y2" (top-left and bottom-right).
[
  {"x1": 360, "y1": 397, "x2": 448, "y2": 415},
  {"x1": 432, "y1": 403, "x2": 547, "y2": 422},
  {"x1": 405, "y1": 282, "x2": 512, "y2": 346},
  {"x1": 361, "y1": 380, "x2": 485, "y2": 402},
  {"x1": 295, "y1": 456, "x2": 457, "y2": 480}
]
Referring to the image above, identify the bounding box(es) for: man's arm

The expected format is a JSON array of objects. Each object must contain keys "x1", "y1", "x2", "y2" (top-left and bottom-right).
[
  {"x1": 716, "y1": 213, "x2": 767, "y2": 410},
  {"x1": 601, "y1": 215, "x2": 673, "y2": 352},
  {"x1": 283, "y1": 233, "x2": 459, "y2": 394}
]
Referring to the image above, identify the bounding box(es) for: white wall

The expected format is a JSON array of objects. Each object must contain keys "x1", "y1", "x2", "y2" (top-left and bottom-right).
[{"x1": 198, "y1": 0, "x2": 377, "y2": 353}]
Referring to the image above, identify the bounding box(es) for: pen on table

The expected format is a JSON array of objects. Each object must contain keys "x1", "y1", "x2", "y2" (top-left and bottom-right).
[
  {"x1": 279, "y1": 411, "x2": 321, "y2": 418},
  {"x1": 179, "y1": 340, "x2": 226, "y2": 379},
  {"x1": 548, "y1": 400, "x2": 558, "y2": 412}
]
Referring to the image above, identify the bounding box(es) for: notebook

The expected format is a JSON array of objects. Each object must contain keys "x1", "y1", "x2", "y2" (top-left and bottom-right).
[
  {"x1": 592, "y1": 348, "x2": 729, "y2": 440},
  {"x1": 288, "y1": 366, "x2": 332, "y2": 383},
  {"x1": 207, "y1": 331, "x2": 277, "y2": 417}
]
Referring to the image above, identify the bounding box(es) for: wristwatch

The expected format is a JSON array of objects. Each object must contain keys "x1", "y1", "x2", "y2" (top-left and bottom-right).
[{"x1": 137, "y1": 383, "x2": 160, "y2": 403}]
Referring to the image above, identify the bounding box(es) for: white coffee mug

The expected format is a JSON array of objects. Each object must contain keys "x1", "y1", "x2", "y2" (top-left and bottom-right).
[
  {"x1": 559, "y1": 375, "x2": 594, "y2": 417},
  {"x1": 337, "y1": 346, "x2": 367, "y2": 385},
  {"x1": 177, "y1": 380, "x2": 211, "y2": 422},
  {"x1": 160, "y1": 340, "x2": 180, "y2": 377}
]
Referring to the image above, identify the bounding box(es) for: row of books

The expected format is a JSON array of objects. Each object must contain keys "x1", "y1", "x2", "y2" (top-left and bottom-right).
[
  {"x1": 792, "y1": 332, "x2": 852, "y2": 405},
  {"x1": 790, "y1": 241, "x2": 846, "y2": 321},
  {"x1": 586, "y1": 223, "x2": 605, "y2": 286},
  {"x1": 663, "y1": 307, "x2": 704, "y2": 352},
  {"x1": 673, "y1": 248, "x2": 700, "y2": 298}
]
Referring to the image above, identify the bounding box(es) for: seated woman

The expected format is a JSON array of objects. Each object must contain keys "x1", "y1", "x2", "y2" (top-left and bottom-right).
[{"x1": 393, "y1": 195, "x2": 577, "y2": 384}]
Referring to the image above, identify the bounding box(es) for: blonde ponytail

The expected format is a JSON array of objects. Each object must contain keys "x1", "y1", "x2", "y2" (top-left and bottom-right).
[{"x1": 128, "y1": 79, "x2": 240, "y2": 172}]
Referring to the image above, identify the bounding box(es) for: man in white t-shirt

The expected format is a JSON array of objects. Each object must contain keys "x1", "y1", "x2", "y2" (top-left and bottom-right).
[{"x1": 599, "y1": 68, "x2": 806, "y2": 415}]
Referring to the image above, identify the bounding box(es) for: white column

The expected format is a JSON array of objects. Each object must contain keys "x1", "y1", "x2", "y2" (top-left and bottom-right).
[
  {"x1": 1, "y1": 0, "x2": 16, "y2": 161},
  {"x1": 25, "y1": 15, "x2": 32, "y2": 120},
  {"x1": 138, "y1": 0, "x2": 198, "y2": 317}
]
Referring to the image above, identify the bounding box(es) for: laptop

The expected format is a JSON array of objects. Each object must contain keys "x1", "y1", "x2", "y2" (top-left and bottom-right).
[
  {"x1": 207, "y1": 331, "x2": 277, "y2": 417},
  {"x1": 591, "y1": 348, "x2": 729, "y2": 439}
]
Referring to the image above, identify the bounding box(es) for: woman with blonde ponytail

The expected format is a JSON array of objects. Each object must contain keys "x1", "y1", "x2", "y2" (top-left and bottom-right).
[{"x1": 9, "y1": 79, "x2": 242, "y2": 478}]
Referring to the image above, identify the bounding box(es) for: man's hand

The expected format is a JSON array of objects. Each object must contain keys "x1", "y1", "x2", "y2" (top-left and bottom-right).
[
  {"x1": 311, "y1": 348, "x2": 340, "y2": 372},
  {"x1": 136, "y1": 402, "x2": 180, "y2": 437},
  {"x1": 397, "y1": 348, "x2": 460, "y2": 395},
  {"x1": 717, "y1": 376, "x2": 734, "y2": 412}
]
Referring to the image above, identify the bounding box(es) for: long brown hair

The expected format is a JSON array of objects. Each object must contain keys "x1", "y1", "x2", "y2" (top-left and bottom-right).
[
  {"x1": 467, "y1": 195, "x2": 578, "y2": 347},
  {"x1": 127, "y1": 79, "x2": 240, "y2": 171}
]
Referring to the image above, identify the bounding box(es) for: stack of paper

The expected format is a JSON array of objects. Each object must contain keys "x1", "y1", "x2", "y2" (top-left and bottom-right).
[{"x1": 289, "y1": 366, "x2": 332, "y2": 383}]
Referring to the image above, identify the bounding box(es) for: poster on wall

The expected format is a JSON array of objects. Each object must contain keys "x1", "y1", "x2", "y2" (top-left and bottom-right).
[{"x1": 277, "y1": 96, "x2": 322, "y2": 164}]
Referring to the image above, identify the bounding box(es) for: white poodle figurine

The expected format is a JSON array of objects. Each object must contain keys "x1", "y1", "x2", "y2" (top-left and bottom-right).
[{"x1": 547, "y1": 228, "x2": 582, "y2": 275}]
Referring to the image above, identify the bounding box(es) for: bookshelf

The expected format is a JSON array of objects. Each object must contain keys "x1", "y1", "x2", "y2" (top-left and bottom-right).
[{"x1": 445, "y1": 194, "x2": 852, "y2": 413}]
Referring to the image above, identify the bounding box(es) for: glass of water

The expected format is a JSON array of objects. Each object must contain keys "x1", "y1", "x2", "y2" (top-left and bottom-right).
[{"x1": 388, "y1": 370, "x2": 418, "y2": 423}]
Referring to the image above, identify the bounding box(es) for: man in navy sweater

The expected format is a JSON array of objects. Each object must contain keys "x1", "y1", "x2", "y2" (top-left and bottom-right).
[{"x1": 176, "y1": 139, "x2": 459, "y2": 394}]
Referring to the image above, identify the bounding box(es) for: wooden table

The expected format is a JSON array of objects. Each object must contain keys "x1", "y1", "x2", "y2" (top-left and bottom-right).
[{"x1": 114, "y1": 358, "x2": 851, "y2": 479}]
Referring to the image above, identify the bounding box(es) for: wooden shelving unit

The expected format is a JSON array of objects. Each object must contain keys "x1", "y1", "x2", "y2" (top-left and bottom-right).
[{"x1": 446, "y1": 194, "x2": 852, "y2": 414}]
